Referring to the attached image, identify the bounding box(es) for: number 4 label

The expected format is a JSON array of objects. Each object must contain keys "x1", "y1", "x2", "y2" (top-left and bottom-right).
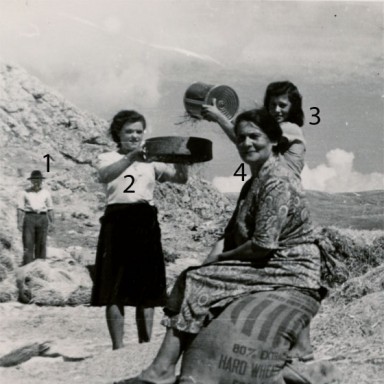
[{"x1": 234, "y1": 163, "x2": 247, "y2": 181}]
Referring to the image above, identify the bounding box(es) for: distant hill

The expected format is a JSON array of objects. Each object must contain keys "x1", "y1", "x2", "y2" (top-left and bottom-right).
[
  {"x1": 226, "y1": 190, "x2": 384, "y2": 231},
  {"x1": 306, "y1": 190, "x2": 384, "y2": 230}
]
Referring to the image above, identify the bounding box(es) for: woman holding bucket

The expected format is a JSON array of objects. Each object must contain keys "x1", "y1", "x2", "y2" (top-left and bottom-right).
[
  {"x1": 124, "y1": 108, "x2": 322, "y2": 384},
  {"x1": 202, "y1": 80, "x2": 306, "y2": 178},
  {"x1": 91, "y1": 110, "x2": 188, "y2": 350}
]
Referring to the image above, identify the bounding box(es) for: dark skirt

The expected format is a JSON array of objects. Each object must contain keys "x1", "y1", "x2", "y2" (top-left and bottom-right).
[{"x1": 91, "y1": 203, "x2": 166, "y2": 307}]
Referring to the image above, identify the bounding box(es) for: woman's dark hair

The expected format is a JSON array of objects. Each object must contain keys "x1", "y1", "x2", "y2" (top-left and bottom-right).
[
  {"x1": 109, "y1": 110, "x2": 146, "y2": 147},
  {"x1": 263, "y1": 81, "x2": 304, "y2": 127},
  {"x1": 234, "y1": 108, "x2": 282, "y2": 142}
]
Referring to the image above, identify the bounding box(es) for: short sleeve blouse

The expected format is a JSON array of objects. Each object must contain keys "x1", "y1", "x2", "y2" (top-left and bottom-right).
[{"x1": 95, "y1": 151, "x2": 171, "y2": 205}]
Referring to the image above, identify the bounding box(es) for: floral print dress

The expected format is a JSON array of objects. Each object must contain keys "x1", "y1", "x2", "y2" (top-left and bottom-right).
[{"x1": 162, "y1": 154, "x2": 321, "y2": 334}]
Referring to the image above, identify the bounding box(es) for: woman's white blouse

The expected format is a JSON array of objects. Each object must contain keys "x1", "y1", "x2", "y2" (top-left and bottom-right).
[{"x1": 95, "y1": 151, "x2": 171, "y2": 205}]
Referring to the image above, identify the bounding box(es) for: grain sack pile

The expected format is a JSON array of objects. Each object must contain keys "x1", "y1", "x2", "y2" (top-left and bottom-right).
[{"x1": 16, "y1": 248, "x2": 92, "y2": 306}]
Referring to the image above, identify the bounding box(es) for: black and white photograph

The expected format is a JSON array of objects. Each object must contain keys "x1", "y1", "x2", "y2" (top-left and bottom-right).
[{"x1": 0, "y1": 1, "x2": 383, "y2": 383}]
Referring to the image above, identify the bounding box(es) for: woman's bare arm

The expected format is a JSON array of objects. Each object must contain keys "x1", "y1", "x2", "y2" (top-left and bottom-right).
[
  {"x1": 202, "y1": 238, "x2": 225, "y2": 264},
  {"x1": 201, "y1": 99, "x2": 237, "y2": 144},
  {"x1": 218, "y1": 240, "x2": 271, "y2": 262},
  {"x1": 98, "y1": 149, "x2": 143, "y2": 184}
]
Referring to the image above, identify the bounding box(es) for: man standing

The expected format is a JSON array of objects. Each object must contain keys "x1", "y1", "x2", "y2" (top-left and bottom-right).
[{"x1": 17, "y1": 170, "x2": 54, "y2": 265}]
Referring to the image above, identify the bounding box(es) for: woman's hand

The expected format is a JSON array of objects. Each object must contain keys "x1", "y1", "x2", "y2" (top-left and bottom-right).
[
  {"x1": 201, "y1": 99, "x2": 237, "y2": 144},
  {"x1": 202, "y1": 253, "x2": 223, "y2": 265},
  {"x1": 173, "y1": 164, "x2": 188, "y2": 183},
  {"x1": 201, "y1": 98, "x2": 226, "y2": 123},
  {"x1": 218, "y1": 241, "x2": 272, "y2": 263},
  {"x1": 158, "y1": 163, "x2": 188, "y2": 184},
  {"x1": 202, "y1": 239, "x2": 224, "y2": 265},
  {"x1": 129, "y1": 147, "x2": 146, "y2": 162}
]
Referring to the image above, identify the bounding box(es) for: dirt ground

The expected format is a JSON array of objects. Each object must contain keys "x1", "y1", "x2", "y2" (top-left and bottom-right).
[
  {"x1": 1, "y1": 291, "x2": 384, "y2": 383},
  {"x1": 1, "y1": 204, "x2": 384, "y2": 383},
  {"x1": 0, "y1": 303, "x2": 167, "y2": 383}
]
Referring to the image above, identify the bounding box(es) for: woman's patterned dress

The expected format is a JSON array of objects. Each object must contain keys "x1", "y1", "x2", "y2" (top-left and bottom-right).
[{"x1": 162, "y1": 154, "x2": 321, "y2": 333}]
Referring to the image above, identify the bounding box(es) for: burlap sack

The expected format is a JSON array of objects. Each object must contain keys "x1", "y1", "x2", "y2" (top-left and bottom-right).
[{"x1": 178, "y1": 290, "x2": 321, "y2": 384}]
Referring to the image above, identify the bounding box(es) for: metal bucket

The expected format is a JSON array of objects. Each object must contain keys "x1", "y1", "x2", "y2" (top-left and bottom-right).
[
  {"x1": 144, "y1": 136, "x2": 212, "y2": 163},
  {"x1": 184, "y1": 82, "x2": 239, "y2": 120}
]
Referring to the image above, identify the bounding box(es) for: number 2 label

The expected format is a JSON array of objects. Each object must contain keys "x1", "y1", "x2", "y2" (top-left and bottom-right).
[{"x1": 124, "y1": 175, "x2": 135, "y2": 193}]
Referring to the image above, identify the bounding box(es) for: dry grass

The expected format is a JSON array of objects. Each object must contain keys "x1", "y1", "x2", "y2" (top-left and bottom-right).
[
  {"x1": 316, "y1": 226, "x2": 384, "y2": 287},
  {"x1": 16, "y1": 257, "x2": 92, "y2": 306}
]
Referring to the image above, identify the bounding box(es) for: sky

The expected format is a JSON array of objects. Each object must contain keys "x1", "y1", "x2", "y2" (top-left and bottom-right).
[{"x1": 0, "y1": 0, "x2": 383, "y2": 193}]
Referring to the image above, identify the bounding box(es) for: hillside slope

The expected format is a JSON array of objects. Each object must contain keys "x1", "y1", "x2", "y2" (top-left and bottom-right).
[
  {"x1": 0, "y1": 61, "x2": 233, "y2": 275},
  {"x1": 307, "y1": 190, "x2": 384, "y2": 230}
]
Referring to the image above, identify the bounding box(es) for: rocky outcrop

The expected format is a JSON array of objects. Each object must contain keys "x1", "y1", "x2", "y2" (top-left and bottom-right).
[
  {"x1": 0, "y1": 61, "x2": 234, "y2": 304},
  {"x1": 0, "y1": 62, "x2": 109, "y2": 163}
]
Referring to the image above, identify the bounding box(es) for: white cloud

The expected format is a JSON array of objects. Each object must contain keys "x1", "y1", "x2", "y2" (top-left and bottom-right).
[
  {"x1": 212, "y1": 175, "x2": 250, "y2": 194},
  {"x1": 302, "y1": 149, "x2": 384, "y2": 193},
  {"x1": 213, "y1": 149, "x2": 384, "y2": 194}
]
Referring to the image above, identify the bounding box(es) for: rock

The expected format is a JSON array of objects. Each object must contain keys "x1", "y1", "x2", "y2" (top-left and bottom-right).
[{"x1": 0, "y1": 62, "x2": 108, "y2": 162}]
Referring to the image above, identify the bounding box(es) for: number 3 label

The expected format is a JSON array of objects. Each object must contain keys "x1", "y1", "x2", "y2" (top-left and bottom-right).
[
  {"x1": 124, "y1": 175, "x2": 135, "y2": 193},
  {"x1": 309, "y1": 107, "x2": 320, "y2": 125}
]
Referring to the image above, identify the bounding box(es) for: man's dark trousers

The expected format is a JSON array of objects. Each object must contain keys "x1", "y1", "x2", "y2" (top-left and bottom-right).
[{"x1": 22, "y1": 213, "x2": 48, "y2": 265}]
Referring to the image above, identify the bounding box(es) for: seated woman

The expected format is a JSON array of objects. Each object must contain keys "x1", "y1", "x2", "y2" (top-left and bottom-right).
[
  {"x1": 202, "y1": 81, "x2": 314, "y2": 362},
  {"x1": 127, "y1": 108, "x2": 321, "y2": 384}
]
